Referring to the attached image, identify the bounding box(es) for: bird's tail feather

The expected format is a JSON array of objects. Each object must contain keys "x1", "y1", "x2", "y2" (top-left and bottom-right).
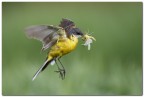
[{"x1": 32, "y1": 59, "x2": 53, "y2": 81}]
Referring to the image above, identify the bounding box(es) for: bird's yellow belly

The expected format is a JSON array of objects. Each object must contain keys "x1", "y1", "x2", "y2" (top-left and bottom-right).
[{"x1": 48, "y1": 37, "x2": 78, "y2": 59}]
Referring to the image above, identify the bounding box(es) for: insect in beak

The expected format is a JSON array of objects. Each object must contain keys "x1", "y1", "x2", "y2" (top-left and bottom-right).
[{"x1": 82, "y1": 33, "x2": 96, "y2": 50}]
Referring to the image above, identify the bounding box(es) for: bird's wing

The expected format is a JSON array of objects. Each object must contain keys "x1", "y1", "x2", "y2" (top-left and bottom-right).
[
  {"x1": 25, "y1": 25, "x2": 62, "y2": 51},
  {"x1": 59, "y1": 18, "x2": 75, "y2": 36}
]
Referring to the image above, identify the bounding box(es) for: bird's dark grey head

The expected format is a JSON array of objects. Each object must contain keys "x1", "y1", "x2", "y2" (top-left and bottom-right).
[
  {"x1": 59, "y1": 18, "x2": 84, "y2": 37},
  {"x1": 69, "y1": 28, "x2": 84, "y2": 37}
]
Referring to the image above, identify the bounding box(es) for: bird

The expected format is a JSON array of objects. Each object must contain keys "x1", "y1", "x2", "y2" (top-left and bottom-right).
[{"x1": 25, "y1": 18, "x2": 84, "y2": 80}]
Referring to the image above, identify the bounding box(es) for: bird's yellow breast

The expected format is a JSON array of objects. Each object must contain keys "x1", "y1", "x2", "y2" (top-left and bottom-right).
[{"x1": 48, "y1": 35, "x2": 78, "y2": 60}]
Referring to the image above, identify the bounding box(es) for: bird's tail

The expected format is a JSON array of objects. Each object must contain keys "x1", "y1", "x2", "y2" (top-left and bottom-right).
[{"x1": 32, "y1": 58, "x2": 54, "y2": 81}]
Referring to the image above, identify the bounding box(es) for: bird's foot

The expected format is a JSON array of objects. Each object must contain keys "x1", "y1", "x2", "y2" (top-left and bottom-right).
[{"x1": 55, "y1": 68, "x2": 65, "y2": 80}]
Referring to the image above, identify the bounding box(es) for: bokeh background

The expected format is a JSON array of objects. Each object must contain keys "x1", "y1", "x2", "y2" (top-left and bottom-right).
[{"x1": 2, "y1": 2, "x2": 142, "y2": 95}]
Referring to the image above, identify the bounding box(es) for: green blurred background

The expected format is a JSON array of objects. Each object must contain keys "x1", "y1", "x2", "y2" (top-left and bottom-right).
[{"x1": 2, "y1": 2, "x2": 142, "y2": 95}]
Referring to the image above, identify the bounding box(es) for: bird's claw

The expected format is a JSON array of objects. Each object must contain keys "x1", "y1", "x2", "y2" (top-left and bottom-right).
[{"x1": 55, "y1": 69, "x2": 65, "y2": 80}]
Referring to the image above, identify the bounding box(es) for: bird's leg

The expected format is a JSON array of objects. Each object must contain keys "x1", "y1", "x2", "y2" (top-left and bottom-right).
[
  {"x1": 58, "y1": 57, "x2": 66, "y2": 79},
  {"x1": 54, "y1": 59, "x2": 63, "y2": 78},
  {"x1": 54, "y1": 59, "x2": 65, "y2": 79}
]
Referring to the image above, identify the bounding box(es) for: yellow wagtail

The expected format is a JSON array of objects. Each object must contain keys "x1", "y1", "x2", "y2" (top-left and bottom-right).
[{"x1": 25, "y1": 19, "x2": 85, "y2": 80}]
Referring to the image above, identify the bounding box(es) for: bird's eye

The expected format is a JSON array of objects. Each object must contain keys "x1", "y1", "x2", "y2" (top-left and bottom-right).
[{"x1": 77, "y1": 32, "x2": 81, "y2": 35}]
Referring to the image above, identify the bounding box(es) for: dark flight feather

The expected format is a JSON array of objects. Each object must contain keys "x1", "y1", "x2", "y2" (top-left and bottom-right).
[
  {"x1": 25, "y1": 25, "x2": 59, "y2": 51},
  {"x1": 59, "y1": 18, "x2": 75, "y2": 36}
]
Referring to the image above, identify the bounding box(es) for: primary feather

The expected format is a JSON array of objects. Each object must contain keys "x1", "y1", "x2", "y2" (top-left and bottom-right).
[{"x1": 25, "y1": 25, "x2": 62, "y2": 51}]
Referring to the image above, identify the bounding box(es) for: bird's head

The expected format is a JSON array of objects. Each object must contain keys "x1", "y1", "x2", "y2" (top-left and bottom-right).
[
  {"x1": 68, "y1": 28, "x2": 84, "y2": 38},
  {"x1": 59, "y1": 18, "x2": 84, "y2": 38}
]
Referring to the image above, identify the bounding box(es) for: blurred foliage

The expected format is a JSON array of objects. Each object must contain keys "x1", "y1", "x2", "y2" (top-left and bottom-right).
[{"x1": 2, "y1": 2, "x2": 142, "y2": 95}]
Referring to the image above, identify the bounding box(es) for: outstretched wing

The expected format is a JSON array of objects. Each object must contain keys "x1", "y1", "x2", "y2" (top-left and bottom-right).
[{"x1": 25, "y1": 25, "x2": 61, "y2": 51}]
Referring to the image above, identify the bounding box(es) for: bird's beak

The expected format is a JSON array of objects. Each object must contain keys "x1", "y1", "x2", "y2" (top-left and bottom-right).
[
  {"x1": 75, "y1": 35, "x2": 82, "y2": 38},
  {"x1": 76, "y1": 31, "x2": 84, "y2": 38}
]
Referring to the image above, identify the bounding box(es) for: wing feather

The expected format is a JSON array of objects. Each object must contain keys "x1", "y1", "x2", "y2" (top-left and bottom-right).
[
  {"x1": 59, "y1": 18, "x2": 75, "y2": 36},
  {"x1": 25, "y1": 25, "x2": 60, "y2": 51}
]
